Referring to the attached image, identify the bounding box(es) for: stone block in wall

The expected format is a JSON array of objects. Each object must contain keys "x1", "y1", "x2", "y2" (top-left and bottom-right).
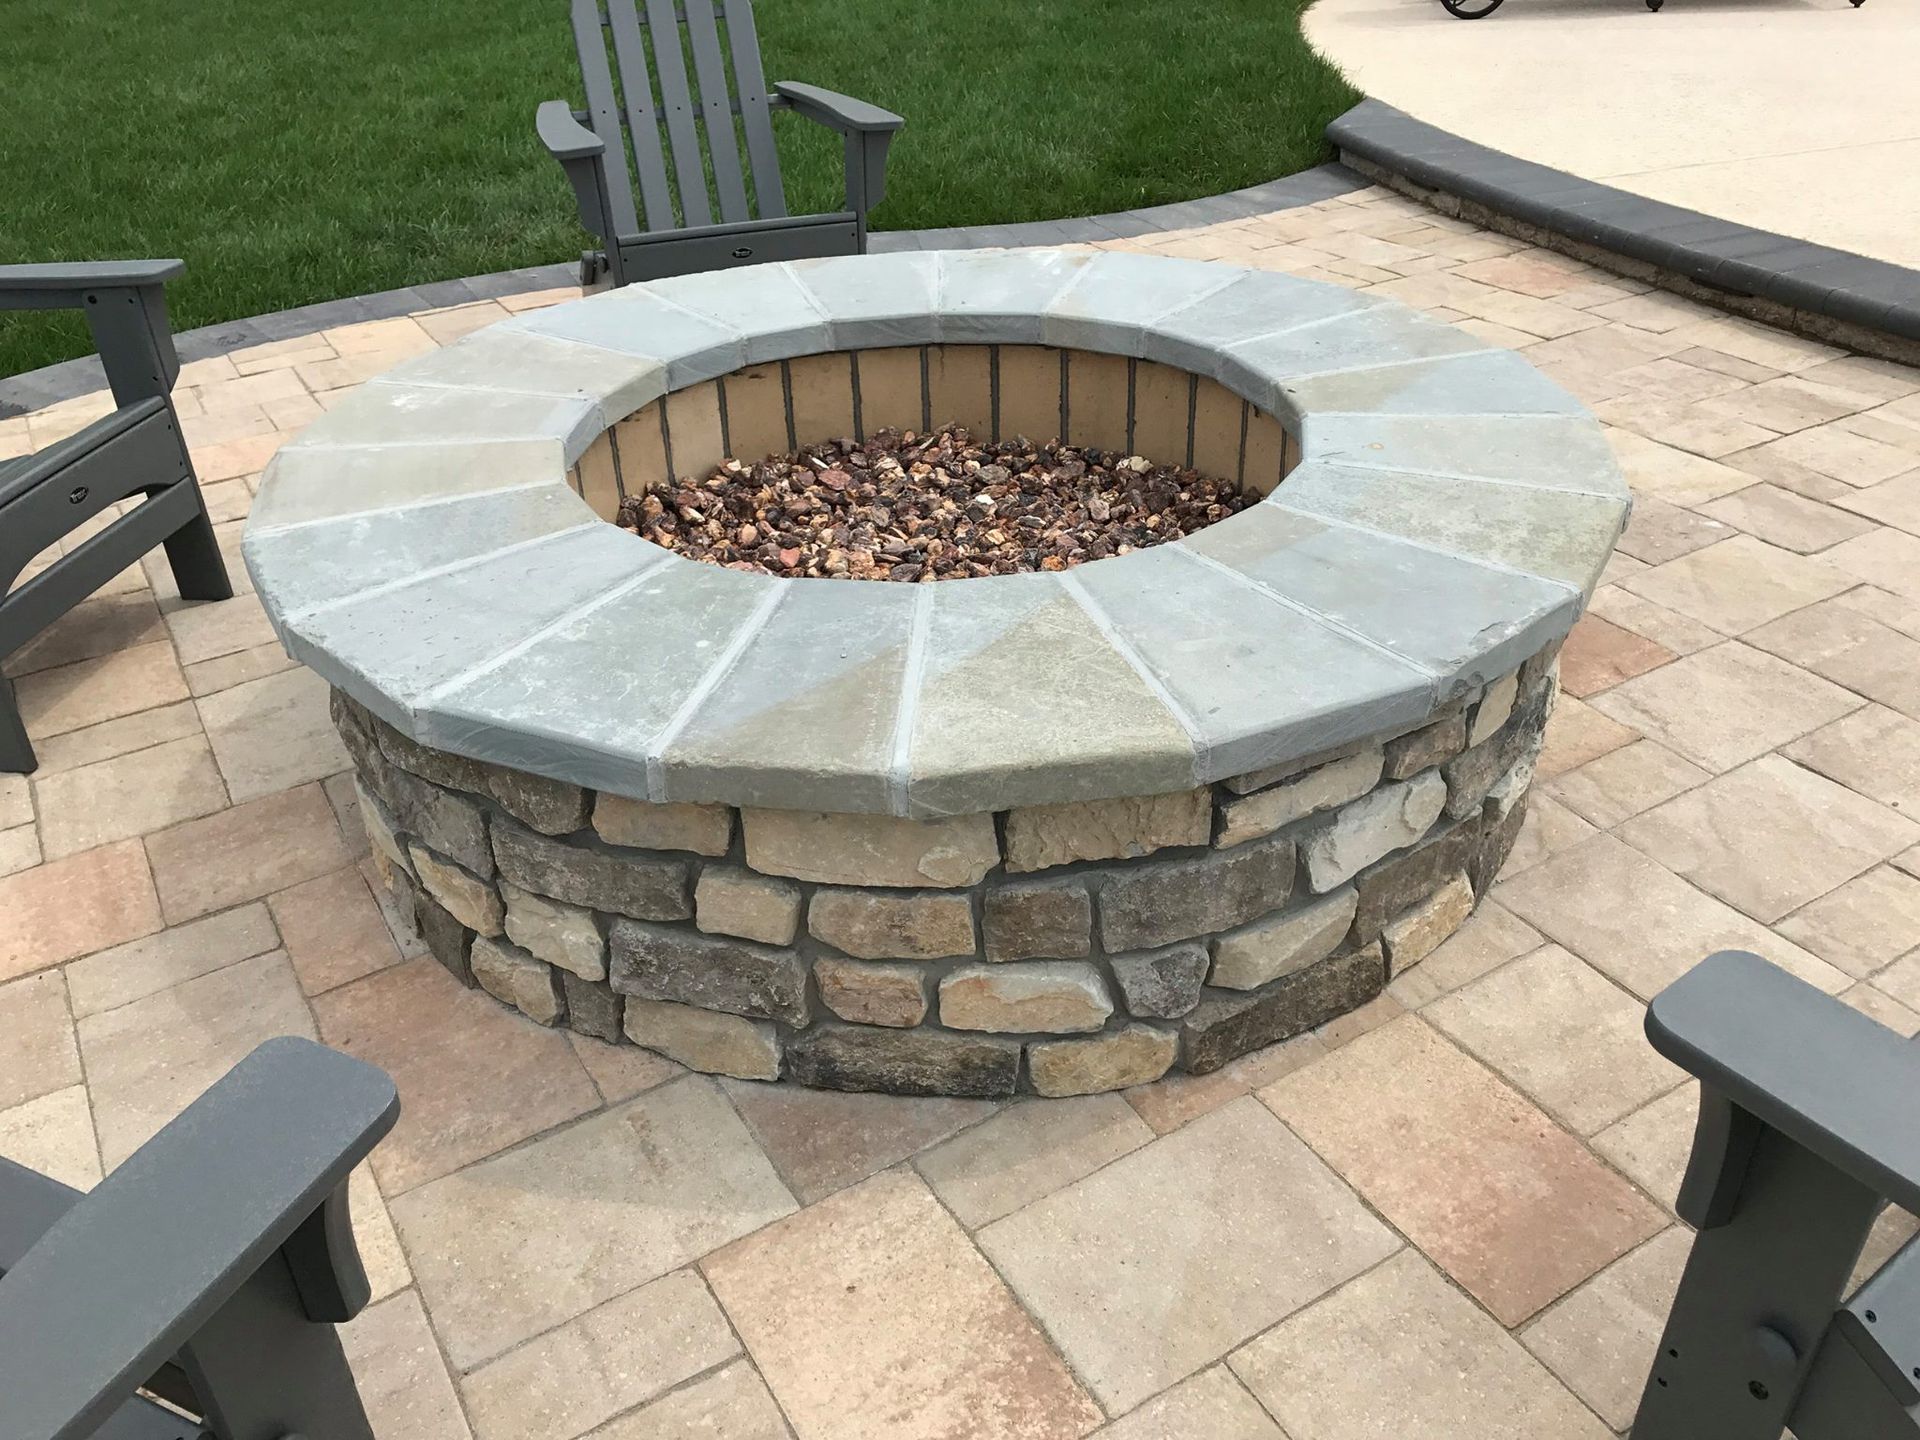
[
  {"x1": 364, "y1": 746, "x2": 494, "y2": 877},
  {"x1": 608, "y1": 919, "x2": 809, "y2": 1026},
  {"x1": 330, "y1": 689, "x2": 379, "y2": 770},
  {"x1": 1441, "y1": 735, "x2": 1507, "y2": 823},
  {"x1": 471, "y1": 935, "x2": 565, "y2": 1025},
  {"x1": 1468, "y1": 671, "x2": 1520, "y2": 747},
  {"x1": 1215, "y1": 749, "x2": 1384, "y2": 849},
  {"x1": 1109, "y1": 943, "x2": 1208, "y2": 1020},
  {"x1": 415, "y1": 891, "x2": 476, "y2": 987},
  {"x1": 696, "y1": 867, "x2": 802, "y2": 946},
  {"x1": 624, "y1": 999, "x2": 779, "y2": 1081},
  {"x1": 1002, "y1": 788, "x2": 1210, "y2": 873},
  {"x1": 355, "y1": 779, "x2": 413, "y2": 878},
  {"x1": 1383, "y1": 713, "x2": 1468, "y2": 782},
  {"x1": 493, "y1": 816, "x2": 691, "y2": 921},
  {"x1": 808, "y1": 889, "x2": 976, "y2": 961},
  {"x1": 939, "y1": 963, "x2": 1114, "y2": 1034},
  {"x1": 1179, "y1": 944, "x2": 1385, "y2": 1074},
  {"x1": 1382, "y1": 872, "x2": 1475, "y2": 975},
  {"x1": 1210, "y1": 886, "x2": 1358, "y2": 991},
  {"x1": 784, "y1": 1024, "x2": 1021, "y2": 1098},
  {"x1": 1223, "y1": 738, "x2": 1371, "y2": 796},
  {"x1": 408, "y1": 844, "x2": 505, "y2": 937},
  {"x1": 1351, "y1": 816, "x2": 1484, "y2": 945},
  {"x1": 486, "y1": 767, "x2": 591, "y2": 837},
  {"x1": 815, "y1": 956, "x2": 932, "y2": 1028},
  {"x1": 372, "y1": 709, "x2": 489, "y2": 793},
  {"x1": 1472, "y1": 793, "x2": 1530, "y2": 896},
  {"x1": 500, "y1": 880, "x2": 606, "y2": 981},
  {"x1": 983, "y1": 877, "x2": 1093, "y2": 961},
  {"x1": 742, "y1": 809, "x2": 998, "y2": 888},
  {"x1": 595, "y1": 793, "x2": 732, "y2": 856},
  {"x1": 1028, "y1": 1025, "x2": 1177, "y2": 1097},
  {"x1": 1099, "y1": 833, "x2": 1295, "y2": 952},
  {"x1": 1301, "y1": 772, "x2": 1446, "y2": 893},
  {"x1": 562, "y1": 971, "x2": 624, "y2": 1042}
]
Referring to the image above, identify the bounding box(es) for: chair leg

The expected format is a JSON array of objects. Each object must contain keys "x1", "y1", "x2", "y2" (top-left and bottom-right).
[
  {"x1": 162, "y1": 491, "x2": 235, "y2": 603},
  {"x1": 0, "y1": 674, "x2": 36, "y2": 774}
]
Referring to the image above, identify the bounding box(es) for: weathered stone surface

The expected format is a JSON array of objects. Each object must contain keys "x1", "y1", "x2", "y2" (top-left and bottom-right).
[
  {"x1": 1353, "y1": 818, "x2": 1485, "y2": 944},
  {"x1": 1469, "y1": 671, "x2": 1520, "y2": 747},
  {"x1": 742, "y1": 809, "x2": 997, "y2": 888},
  {"x1": 561, "y1": 971, "x2": 623, "y2": 1042},
  {"x1": 364, "y1": 746, "x2": 493, "y2": 876},
  {"x1": 623, "y1": 999, "x2": 779, "y2": 1081},
  {"x1": 1028, "y1": 1025, "x2": 1177, "y2": 1097},
  {"x1": 1442, "y1": 735, "x2": 1507, "y2": 823},
  {"x1": 330, "y1": 689, "x2": 379, "y2": 769},
  {"x1": 814, "y1": 956, "x2": 931, "y2": 1028},
  {"x1": 1003, "y1": 788, "x2": 1210, "y2": 873},
  {"x1": 1109, "y1": 943, "x2": 1209, "y2": 1020},
  {"x1": 1487, "y1": 754, "x2": 1534, "y2": 824},
  {"x1": 1216, "y1": 748, "x2": 1384, "y2": 849},
  {"x1": 1210, "y1": 886, "x2": 1359, "y2": 991},
  {"x1": 1302, "y1": 772, "x2": 1447, "y2": 893},
  {"x1": 1383, "y1": 871, "x2": 1476, "y2": 974},
  {"x1": 808, "y1": 889, "x2": 975, "y2": 961},
  {"x1": 608, "y1": 920, "x2": 808, "y2": 1025},
  {"x1": 1223, "y1": 738, "x2": 1371, "y2": 796},
  {"x1": 414, "y1": 890, "x2": 475, "y2": 986},
  {"x1": 1180, "y1": 944, "x2": 1385, "y2": 1074},
  {"x1": 939, "y1": 963, "x2": 1114, "y2": 1035},
  {"x1": 471, "y1": 935, "x2": 564, "y2": 1025},
  {"x1": 493, "y1": 816, "x2": 690, "y2": 921},
  {"x1": 695, "y1": 867, "x2": 802, "y2": 946},
  {"x1": 372, "y1": 707, "x2": 489, "y2": 794},
  {"x1": 595, "y1": 793, "x2": 732, "y2": 856},
  {"x1": 1099, "y1": 834, "x2": 1294, "y2": 952},
  {"x1": 408, "y1": 844, "x2": 504, "y2": 937},
  {"x1": 983, "y1": 877, "x2": 1093, "y2": 961},
  {"x1": 1384, "y1": 713, "x2": 1468, "y2": 781},
  {"x1": 784, "y1": 1025, "x2": 1020, "y2": 1098},
  {"x1": 1472, "y1": 794, "x2": 1529, "y2": 895},
  {"x1": 500, "y1": 879, "x2": 605, "y2": 981},
  {"x1": 355, "y1": 780, "x2": 413, "y2": 878},
  {"x1": 486, "y1": 766, "x2": 590, "y2": 836}
]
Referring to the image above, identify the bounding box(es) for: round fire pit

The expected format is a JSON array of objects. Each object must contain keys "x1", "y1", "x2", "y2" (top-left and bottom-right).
[{"x1": 246, "y1": 250, "x2": 1628, "y2": 1098}]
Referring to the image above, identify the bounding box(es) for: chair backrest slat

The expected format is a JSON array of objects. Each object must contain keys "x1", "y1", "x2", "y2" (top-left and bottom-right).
[
  {"x1": 569, "y1": 0, "x2": 643, "y2": 237},
  {"x1": 641, "y1": 0, "x2": 715, "y2": 227},
  {"x1": 681, "y1": 0, "x2": 753, "y2": 223},
  {"x1": 720, "y1": 0, "x2": 786, "y2": 219},
  {"x1": 603, "y1": 0, "x2": 679, "y2": 228}
]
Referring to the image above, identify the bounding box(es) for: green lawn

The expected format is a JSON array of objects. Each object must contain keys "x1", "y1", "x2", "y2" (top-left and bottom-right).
[{"x1": 1, "y1": 0, "x2": 1356, "y2": 376}]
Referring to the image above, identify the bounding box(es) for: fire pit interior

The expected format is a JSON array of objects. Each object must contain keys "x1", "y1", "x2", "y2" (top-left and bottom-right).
[{"x1": 246, "y1": 250, "x2": 1630, "y2": 1098}]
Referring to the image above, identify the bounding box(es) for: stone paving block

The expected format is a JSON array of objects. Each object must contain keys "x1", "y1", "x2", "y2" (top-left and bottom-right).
[
  {"x1": 1619, "y1": 535, "x2": 1852, "y2": 636},
  {"x1": 711, "y1": 1169, "x2": 1103, "y2": 1440},
  {"x1": 591, "y1": 1361, "x2": 790, "y2": 1440},
  {"x1": 31, "y1": 735, "x2": 228, "y2": 860},
  {"x1": 0, "y1": 972, "x2": 79, "y2": 1114},
  {"x1": 1231, "y1": 1248, "x2": 1612, "y2": 1440},
  {"x1": 0, "y1": 1086, "x2": 100, "y2": 1191},
  {"x1": 5, "y1": 591, "x2": 165, "y2": 677},
  {"x1": 64, "y1": 903, "x2": 278, "y2": 1016},
  {"x1": 1095, "y1": 1367, "x2": 1285, "y2": 1440},
  {"x1": 1593, "y1": 1083, "x2": 1699, "y2": 1212},
  {"x1": 915, "y1": 1093, "x2": 1151, "y2": 1229},
  {"x1": 502, "y1": 282, "x2": 745, "y2": 385},
  {"x1": 1262, "y1": 1016, "x2": 1665, "y2": 1326},
  {"x1": 1613, "y1": 495, "x2": 1735, "y2": 566},
  {"x1": 0, "y1": 839, "x2": 162, "y2": 983},
  {"x1": 339, "y1": 1292, "x2": 470, "y2": 1440},
  {"x1": 1775, "y1": 865, "x2": 1920, "y2": 977},
  {"x1": 648, "y1": 263, "x2": 835, "y2": 362},
  {"x1": 1544, "y1": 739, "x2": 1710, "y2": 829},
  {"x1": 1784, "y1": 703, "x2": 1920, "y2": 816},
  {"x1": 1749, "y1": 596, "x2": 1920, "y2": 722},
  {"x1": 569, "y1": 1027, "x2": 682, "y2": 1103},
  {"x1": 979, "y1": 1097, "x2": 1398, "y2": 1414},
  {"x1": 1700, "y1": 482, "x2": 1876, "y2": 554},
  {"x1": 270, "y1": 866, "x2": 404, "y2": 995},
  {"x1": 13, "y1": 641, "x2": 188, "y2": 739},
  {"x1": 146, "y1": 782, "x2": 352, "y2": 923},
  {"x1": 1556, "y1": 614, "x2": 1677, "y2": 700}
]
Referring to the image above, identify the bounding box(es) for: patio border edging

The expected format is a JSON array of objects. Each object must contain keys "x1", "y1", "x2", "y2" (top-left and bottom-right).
[
  {"x1": 0, "y1": 164, "x2": 1366, "y2": 420},
  {"x1": 1326, "y1": 99, "x2": 1920, "y2": 368}
]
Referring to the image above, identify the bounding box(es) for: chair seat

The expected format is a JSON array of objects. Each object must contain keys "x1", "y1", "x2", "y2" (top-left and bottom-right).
[{"x1": 611, "y1": 209, "x2": 858, "y2": 247}]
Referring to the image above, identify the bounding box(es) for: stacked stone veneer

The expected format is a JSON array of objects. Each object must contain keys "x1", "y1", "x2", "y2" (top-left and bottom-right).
[{"x1": 333, "y1": 644, "x2": 1557, "y2": 1099}]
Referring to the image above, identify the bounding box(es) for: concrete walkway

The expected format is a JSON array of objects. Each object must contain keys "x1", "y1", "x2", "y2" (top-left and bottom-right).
[
  {"x1": 5, "y1": 189, "x2": 1920, "y2": 1439},
  {"x1": 1305, "y1": 0, "x2": 1920, "y2": 268}
]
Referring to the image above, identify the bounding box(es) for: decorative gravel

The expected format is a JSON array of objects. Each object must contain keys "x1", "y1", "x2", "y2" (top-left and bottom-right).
[{"x1": 613, "y1": 425, "x2": 1253, "y2": 581}]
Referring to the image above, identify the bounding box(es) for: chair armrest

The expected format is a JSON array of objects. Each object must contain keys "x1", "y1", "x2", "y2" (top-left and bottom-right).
[
  {"x1": 772, "y1": 81, "x2": 904, "y2": 134},
  {"x1": 1646, "y1": 949, "x2": 1920, "y2": 1217},
  {"x1": 0, "y1": 260, "x2": 184, "y2": 311},
  {"x1": 538, "y1": 99, "x2": 616, "y2": 247},
  {"x1": 0, "y1": 1037, "x2": 399, "y2": 1440},
  {"x1": 537, "y1": 99, "x2": 605, "y2": 162},
  {"x1": 0, "y1": 259, "x2": 187, "y2": 405}
]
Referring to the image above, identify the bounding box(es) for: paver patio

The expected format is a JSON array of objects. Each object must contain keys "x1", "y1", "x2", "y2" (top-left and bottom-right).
[{"x1": 5, "y1": 185, "x2": 1920, "y2": 1437}]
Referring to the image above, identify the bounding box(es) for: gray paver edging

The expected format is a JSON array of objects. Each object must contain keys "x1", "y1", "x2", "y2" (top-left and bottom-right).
[
  {"x1": 0, "y1": 165, "x2": 1366, "y2": 419},
  {"x1": 1328, "y1": 100, "x2": 1920, "y2": 363},
  {"x1": 243, "y1": 248, "x2": 1628, "y2": 819}
]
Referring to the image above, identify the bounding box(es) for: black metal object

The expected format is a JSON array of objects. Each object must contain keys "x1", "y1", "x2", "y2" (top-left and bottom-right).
[
  {"x1": 539, "y1": 0, "x2": 904, "y2": 288},
  {"x1": 0, "y1": 1037, "x2": 400, "y2": 1440},
  {"x1": 1634, "y1": 951, "x2": 1920, "y2": 1438},
  {"x1": 0, "y1": 260, "x2": 233, "y2": 772}
]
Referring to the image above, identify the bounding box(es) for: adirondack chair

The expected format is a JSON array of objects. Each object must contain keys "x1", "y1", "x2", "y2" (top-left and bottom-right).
[
  {"x1": 538, "y1": 0, "x2": 905, "y2": 288},
  {"x1": 0, "y1": 1037, "x2": 399, "y2": 1440},
  {"x1": 1635, "y1": 950, "x2": 1920, "y2": 1439},
  {"x1": 1, "y1": 260, "x2": 234, "y2": 773}
]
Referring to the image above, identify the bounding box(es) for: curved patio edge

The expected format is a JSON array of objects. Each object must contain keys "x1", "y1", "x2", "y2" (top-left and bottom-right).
[
  {"x1": 0, "y1": 166, "x2": 1367, "y2": 420},
  {"x1": 1327, "y1": 99, "x2": 1920, "y2": 368}
]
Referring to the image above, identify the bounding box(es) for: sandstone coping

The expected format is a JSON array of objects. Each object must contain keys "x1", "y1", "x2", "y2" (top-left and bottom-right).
[{"x1": 245, "y1": 250, "x2": 1628, "y2": 819}]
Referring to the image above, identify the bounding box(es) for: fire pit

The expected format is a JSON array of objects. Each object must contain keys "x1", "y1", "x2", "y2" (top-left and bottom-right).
[{"x1": 246, "y1": 250, "x2": 1628, "y2": 1098}]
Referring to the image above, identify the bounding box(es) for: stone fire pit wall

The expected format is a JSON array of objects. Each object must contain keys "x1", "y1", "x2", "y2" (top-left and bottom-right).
[{"x1": 245, "y1": 249, "x2": 1632, "y2": 1098}]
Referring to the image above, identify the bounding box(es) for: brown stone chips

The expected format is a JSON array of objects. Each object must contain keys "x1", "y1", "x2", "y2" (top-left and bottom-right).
[{"x1": 613, "y1": 424, "x2": 1252, "y2": 582}]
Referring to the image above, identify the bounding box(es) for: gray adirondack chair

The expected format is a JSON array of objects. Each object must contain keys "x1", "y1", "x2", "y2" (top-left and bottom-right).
[
  {"x1": 0, "y1": 1037, "x2": 399, "y2": 1440},
  {"x1": 1635, "y1": 950, "x2": 1920, "y2": 1438},
  {"x1": 538, "y1": 0, "x2": 904, "y2": 288},
  {"x1": 1, "y1": 260, "x2": 233, "y2": 773}
]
